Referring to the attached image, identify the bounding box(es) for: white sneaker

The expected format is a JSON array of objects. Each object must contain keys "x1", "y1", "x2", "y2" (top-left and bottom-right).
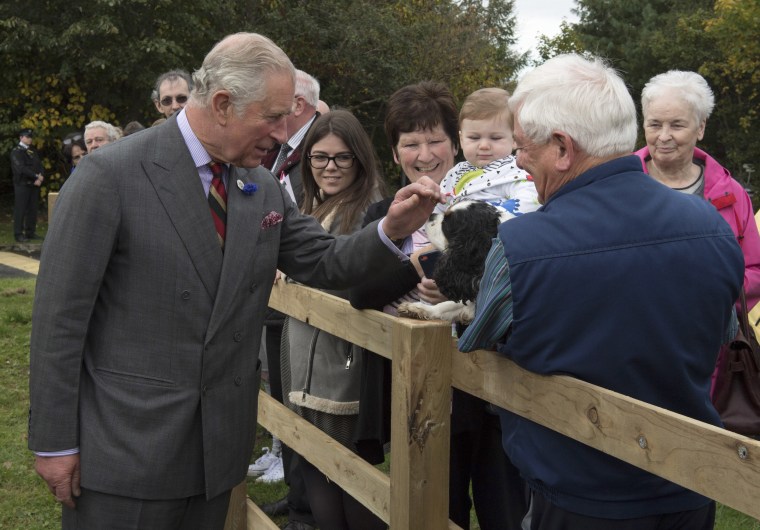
[
  {"x1": 247, "y1": 447, "x2": 281, "y2": 477},
  {"x1": 255, "y1": 455, "x2": 284, "y2": 483}
]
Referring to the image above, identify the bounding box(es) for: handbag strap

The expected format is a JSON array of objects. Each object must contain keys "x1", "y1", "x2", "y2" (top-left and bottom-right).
[{"x1": 740, "y1": 288, "x2": 752, "y2": 337}]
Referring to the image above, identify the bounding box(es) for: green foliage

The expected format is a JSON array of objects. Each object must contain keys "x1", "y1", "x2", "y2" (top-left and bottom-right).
[
  {"x1": 0, "y1": 277, "x2": 60, "y2": 529},
  {"x1": 535, "y1": 21, "x2": 586, "y2": 63},
  {"x1": 698, "y1": 0, "x2": 760, "y2": 190}
]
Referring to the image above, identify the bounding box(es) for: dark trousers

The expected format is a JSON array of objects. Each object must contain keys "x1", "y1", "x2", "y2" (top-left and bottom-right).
[
  {"x1": 13, "y1": 183, "x2": 38, "y2": 238},
  {"x1": 449, "y1": 390, "x2": 528, "y2": 530},
  {"x1": 301, "y1": 459, "x2": 386, "y2": 530},
  {"x1": 265, "y1": 322, "x2": 314, "y2": 524},
  {"x1": 526, "y1": 492, "x2": 716, "y2": 530},
  {"x1": 62, "y1": 487, "x2": 231, "y2": 530}
]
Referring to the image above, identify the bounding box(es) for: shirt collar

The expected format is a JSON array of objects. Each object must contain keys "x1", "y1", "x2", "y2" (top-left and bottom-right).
[{"x1": 177, "y1": 108, "x2": 214, "y2": 169}]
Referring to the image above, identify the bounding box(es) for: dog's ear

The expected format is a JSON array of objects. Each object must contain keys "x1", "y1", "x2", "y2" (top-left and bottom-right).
[{"x1": 435, "y1": 244, "x2": 471, "y2": 302}]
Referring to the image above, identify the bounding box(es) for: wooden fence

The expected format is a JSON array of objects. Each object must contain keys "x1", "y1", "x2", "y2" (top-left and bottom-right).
[{"x1": 224, "y1": 281, "x2": 760, "y2": 529}]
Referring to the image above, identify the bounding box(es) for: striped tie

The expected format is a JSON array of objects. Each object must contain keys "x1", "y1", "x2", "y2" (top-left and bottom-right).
[
  {"x1": 271, "y1": 143, "x2": 291, "y2": 175},
  {"x1": 208, "y1": 162, "x2": 227, "y2": 249}
]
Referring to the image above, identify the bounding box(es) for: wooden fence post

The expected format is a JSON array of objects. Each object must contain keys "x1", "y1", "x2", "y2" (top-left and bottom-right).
[{"x1": 390, "y1": 321, "x2": 454, "y2": 529}]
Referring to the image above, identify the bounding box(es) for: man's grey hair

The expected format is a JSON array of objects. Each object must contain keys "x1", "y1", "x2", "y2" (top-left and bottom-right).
[
  {"x1": 295, "y1": 70, "x2": 320, "y2": 107},
  {"x1": 151, "y1": 69, "x2": 193, "y2": 103},
  {"x1": 85, "y1": 120, "x2": 121, "y2": 142},
  {"x1": 509, "y1": 54, "x2": 637, "y2": 158},
  {"x1": 189, "y1": 33, "x2": 295, "y2": 115},
  {"x1": 641, "y1": 70, "x2": 715, "y2": 124}
]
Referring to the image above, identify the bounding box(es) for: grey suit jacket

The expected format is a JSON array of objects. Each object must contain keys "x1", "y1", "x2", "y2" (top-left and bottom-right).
[{"x1": 28, "y1": 116, "x2": 401, "y2": 500}]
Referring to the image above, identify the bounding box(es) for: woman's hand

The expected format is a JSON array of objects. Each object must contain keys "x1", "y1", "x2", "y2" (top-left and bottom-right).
[{"x1": 417, "y1": 277, "x2": 447, "y2": 304}]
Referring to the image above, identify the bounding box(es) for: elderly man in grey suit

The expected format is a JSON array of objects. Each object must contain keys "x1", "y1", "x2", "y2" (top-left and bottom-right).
[{"x1": 28, "y1": 32, "x2": 440, "y2": 529}]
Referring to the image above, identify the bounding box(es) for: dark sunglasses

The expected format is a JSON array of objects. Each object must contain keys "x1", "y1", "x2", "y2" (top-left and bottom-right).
[
  {"x1": 63, "y1": 133, "x2": 83, "y2": 145},
  {"x1": 160, "y1": 95, "x2": 188, "y2": 107}
]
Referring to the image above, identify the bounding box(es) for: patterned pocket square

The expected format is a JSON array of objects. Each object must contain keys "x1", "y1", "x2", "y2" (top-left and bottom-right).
[{"x1": 261, "y1": 211, "x2": 283, "y2": 229}]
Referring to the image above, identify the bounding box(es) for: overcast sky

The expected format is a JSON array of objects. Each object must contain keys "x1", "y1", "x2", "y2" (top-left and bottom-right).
[{"x1": 512, "y1": 0, "x2": 579, "y2": 59}]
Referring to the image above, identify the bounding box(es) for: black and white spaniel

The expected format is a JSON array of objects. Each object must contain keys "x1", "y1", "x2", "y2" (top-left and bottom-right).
[{"x1": 398, "y1": 200, "x2": 514, "y2": 323}]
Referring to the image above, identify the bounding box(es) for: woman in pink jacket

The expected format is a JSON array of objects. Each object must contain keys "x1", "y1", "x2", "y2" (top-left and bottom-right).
[{"x1": 635, "y1": 70, "x2": 760, "y2": 395}]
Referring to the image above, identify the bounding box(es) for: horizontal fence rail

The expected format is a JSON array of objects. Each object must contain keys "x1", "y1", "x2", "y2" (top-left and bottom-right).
[{"x1": 236, "y1": 281, "x2": 760, "y2": 528}]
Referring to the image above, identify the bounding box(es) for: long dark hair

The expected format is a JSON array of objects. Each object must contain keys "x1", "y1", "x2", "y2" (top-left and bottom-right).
[{"x1": 301, "y1": 110, "x2": 386, "y2": 234}]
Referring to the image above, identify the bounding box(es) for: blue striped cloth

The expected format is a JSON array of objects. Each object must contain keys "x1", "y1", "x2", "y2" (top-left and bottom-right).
[{"x1": 458, "y1": 239, "x2": 514, "y2": 352}]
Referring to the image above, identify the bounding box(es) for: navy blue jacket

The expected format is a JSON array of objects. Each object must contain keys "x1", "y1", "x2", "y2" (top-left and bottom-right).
[{"x1": 496, "y1": 155, "x2": 743, "y2": 518}]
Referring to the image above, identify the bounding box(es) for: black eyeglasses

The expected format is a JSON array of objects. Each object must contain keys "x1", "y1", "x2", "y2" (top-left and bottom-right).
[
  {"x1": 63, "y1": 134, "x2": 83, "y2": 145},
  {"x1": 307, "y1": 154, "x2": 356, "y2": 169},
  {"x1": 160, "y1": 95, "x2": 188, "y2": 107}
]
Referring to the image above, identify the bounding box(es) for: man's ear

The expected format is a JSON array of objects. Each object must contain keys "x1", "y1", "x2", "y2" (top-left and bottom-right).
[
  {"x1": 293, "y1": 95, "x2": 306, "y2": 117},
  {"x1": 211, "y1": 91, "x2": 233, "y2": 125},
  {"x1": 154, "y1": 99, "x2": 163, "y2": 114},
  {"x1": 552, "y1": 131, "x2": 575, "y2": 172}
]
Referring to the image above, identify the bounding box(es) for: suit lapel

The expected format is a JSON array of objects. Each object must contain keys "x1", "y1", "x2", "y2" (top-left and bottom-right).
[{"x1": 144, "y1": 120, "x2": 223, "y2": 300}]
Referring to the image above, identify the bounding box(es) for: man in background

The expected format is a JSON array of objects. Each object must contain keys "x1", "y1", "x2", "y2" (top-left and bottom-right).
[
  {"x1": 258, "y1": 68, "x2": 324, "y2": 530},
  {"x1": 262, "y1": 69, "x2": 321, "y2": 207},
  {"x1": 152, "y1": 69, "x2": 193, "y2": 118},
  {"x1": 83, "y1": 120, "x2": 120, "y2": 153},
  {"x1": 10, "y1": 128, "x2": 44, "y2": 242}
]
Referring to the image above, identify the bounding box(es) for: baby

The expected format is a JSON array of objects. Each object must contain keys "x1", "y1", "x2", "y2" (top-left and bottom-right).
[{"x1": 436, "y1": 87, "x2": 539, "y2": 216}]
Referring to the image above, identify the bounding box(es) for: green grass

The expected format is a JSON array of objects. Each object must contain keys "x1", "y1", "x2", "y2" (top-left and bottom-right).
[{"x1": 0, "y1": 278, "x2": 61, "y2": 528}]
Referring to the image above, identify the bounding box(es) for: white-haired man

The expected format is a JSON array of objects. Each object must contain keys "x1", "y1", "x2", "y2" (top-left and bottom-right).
[
  {"x1": 83, "y1": 120, "x2": 120, "y2": 153},
  {"x1": 459, "y1": 54, "x2": 743, "y2": 529},
  {"x1": 258, "y1": 68, "x2": 323, "y2": 530},
  {"x1": 28, "y1": 32, "x2": 440, "y2": 529},
  {"x1": 262, "y1": 68, "x2": 321, "y2": 207}
]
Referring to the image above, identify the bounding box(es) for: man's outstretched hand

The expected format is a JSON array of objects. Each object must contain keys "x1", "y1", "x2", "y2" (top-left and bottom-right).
[{"x1": 383, "y1": 176, "x2": 443, "y2": 241}]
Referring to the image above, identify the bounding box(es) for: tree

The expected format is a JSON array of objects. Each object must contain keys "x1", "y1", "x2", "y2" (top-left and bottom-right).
[
  {"x1": 698, "y1": 0, "x2": 760, "y2": 191},
  {"x1": 535, "y1": 21, "x2": 585, "y2": 63}
]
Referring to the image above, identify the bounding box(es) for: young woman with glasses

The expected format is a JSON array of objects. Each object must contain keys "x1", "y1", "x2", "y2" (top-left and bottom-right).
[{"x1": 281, "y1": 109, "x2": 387, "y2": 530}]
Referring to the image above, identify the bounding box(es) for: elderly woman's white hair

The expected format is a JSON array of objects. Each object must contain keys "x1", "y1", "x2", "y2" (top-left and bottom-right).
[
  {"x1": 84, "y1": 120, "x2": 121, "y2": 142},
  {"x1": 190, "y1": 32, "x2": 295, "y2": 115},
  {"x1": 641, "y1": 70, "x2": 715, "y2": 124},
  {"x1": 509, "y1": 54, "x2": 637, "y2": 159}
]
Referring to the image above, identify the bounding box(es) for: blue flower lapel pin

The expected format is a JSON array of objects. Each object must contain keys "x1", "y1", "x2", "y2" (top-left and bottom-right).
[{"x1": 237, "y1": 179, "x2": 258, "y2": 196}]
